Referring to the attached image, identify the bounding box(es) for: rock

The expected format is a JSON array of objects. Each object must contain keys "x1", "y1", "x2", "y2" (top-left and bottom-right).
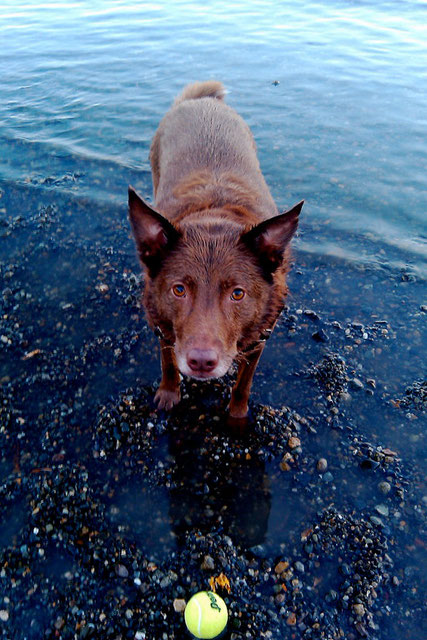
[
  {"x1": 375, "y1": 504, "x2": 389, "y2": 517},
  {"x1": 295, "y1": 561, "x2": 305, "y2": 573},
  {"x1": 382, "y1": 448, "x2": 398, "y2": 457},
  {"x1": 200, "y1": 555, "x2": 215, "y2": 571},
  {"x1": 173, "y1": 599, "x2": 186, "y2": 613},
  {"x1": 378, "y1": 481, "x2": 391, "y2": 495},
  {"x1": 286, "y1": 613, "x2": 297, "y2": 625},
  {"x1": 288, "y1": 437, "x2": 301, "y2": 449},
  {"x1": 0, "y1": 610, "x2": 9, "y2": 622},
  {"x1": 349, "y1": 378, "x2": 364, "y2": 390},
  {"x1": 54, "y1": 616, "x2": 65, "y2": 630},
  {"x1": 322, "y1": 471, "x2": 334, "y2": 483},
  {"x1": 304, "y1": 309, "x2": 319, "y2": 320},
  {"x1": 317, "y1": 458, "x2": 328, "y2": 472},
  {"x1": 312, "y1": 329, "x2": 329, "y2": 343},
  {"x1": 353, "y1": 603, "x2": 365, "y2": 617},
  {"x1": 274, "y1": 561, "x2": 289, "y2": 574},
  {"x1": 115, "y1": 564, "x2": 129, "y2": 578}
]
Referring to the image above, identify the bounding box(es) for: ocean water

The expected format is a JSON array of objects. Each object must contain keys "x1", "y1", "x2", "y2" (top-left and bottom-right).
[
  {"x1": 1, "y1": 0, "x2": 426, "y2": 281},
  {"x1": 0, "y1": 1, "x2": 426, "y2": 639}
]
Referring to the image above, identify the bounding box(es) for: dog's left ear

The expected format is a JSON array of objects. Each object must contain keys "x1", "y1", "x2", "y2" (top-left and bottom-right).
[{"x1": 240, "y1": 200, "x2": 304, "y2": 273}]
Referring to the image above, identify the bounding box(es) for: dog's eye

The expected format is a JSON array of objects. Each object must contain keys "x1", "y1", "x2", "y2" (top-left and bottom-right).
[
  {"x1": 231, "y1": 288, "x2": 245, "y2": 301},
  {"x1": 172, "y1": 284, "x2": 186, "y2": 298}
]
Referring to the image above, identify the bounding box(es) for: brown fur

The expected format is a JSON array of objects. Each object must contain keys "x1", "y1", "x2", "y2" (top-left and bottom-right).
[{"x1": 128, "y1": 81, "x2": 303, "y2": 429}]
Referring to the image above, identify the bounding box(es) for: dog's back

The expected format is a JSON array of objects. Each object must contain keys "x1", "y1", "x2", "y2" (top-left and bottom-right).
[{"x1": 150, "y1": 81, "x2": 278, "y2": 224}]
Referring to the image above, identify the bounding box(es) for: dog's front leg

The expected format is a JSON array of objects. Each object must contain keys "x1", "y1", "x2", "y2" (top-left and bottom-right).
[
  {"x1": 154, "y1": 339, "x2": 181, "y2": 410},
  {"x1": 228, "y1": 344, "x2": 265, "y2": 427}
]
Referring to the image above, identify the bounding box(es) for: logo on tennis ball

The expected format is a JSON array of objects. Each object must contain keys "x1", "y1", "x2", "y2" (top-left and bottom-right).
[
  {"x1": 207, "y1": 591, "x2": 221, "y2": 611},
  {"x1": 184, "y1": 591, "x2": 228, "y2": 639}
]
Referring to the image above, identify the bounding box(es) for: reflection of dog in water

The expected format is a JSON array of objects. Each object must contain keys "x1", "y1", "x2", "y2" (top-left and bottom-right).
[
  {"x1": 129, "y1": 81, "x2": 303, "y2": 427},
  {"x1": 167, "y1": 424, "x2": 271, "y2": 548}
]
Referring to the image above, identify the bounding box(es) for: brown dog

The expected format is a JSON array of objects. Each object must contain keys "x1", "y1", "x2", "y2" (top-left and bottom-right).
[{"x1": 129, "y1": 81, "x2": 303, "y2": 425}]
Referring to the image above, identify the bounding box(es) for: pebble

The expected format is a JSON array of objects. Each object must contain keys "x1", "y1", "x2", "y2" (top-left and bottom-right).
[
  {"x1": 115, "y1": 564, "x2": 129, "y2": 578},
  {"x1": 288, "y1": 436, "x2": 301, "y2": 449},
  {"x1": 349, "y1": 377, "x2": 364, "y2": 390},
  {"x1": 0, "y1": 610, "x2": 9, "y2": 622},
  {"x1": 286, "y1": 613, "x2": 297, "y2": 625},
  {"x1": 375, "y1": 504, "x2": 389, "y2": 517},
  {"x1": 295, "y1": 561, "x2": 305, "y2": 573},
  {"x1": 312, "y1": 329, "x2": 329, "y2": 342},
  {"x1": 353, "y1": 603, "x2": 365, "y2": 616},
  {"x1": 304, "y1": 309, "x2": 319, "y2": 320},
  {"x1": 201, "y1": 555, "x2": 215, "y2": 570},
  {"x1": 378, "y1": 481, "x2": 391, "y2": 495},
  {"x1": 317, "y1": 458, "x2": 328, "y2": 472},
  {"x1": 275, "y1": 561, "x2": 289, "y2": 574},
  {"x1": 322, "y1": 471, "x2": 334, "y2": 483},
  {"x1": 173, "y1": 599, "x2": 186, "y2": 613}
]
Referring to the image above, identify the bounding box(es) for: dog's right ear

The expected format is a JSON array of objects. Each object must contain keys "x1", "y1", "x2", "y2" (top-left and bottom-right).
[{"x1": 128, "y1": 186, "x2": 180, "y2": 274}]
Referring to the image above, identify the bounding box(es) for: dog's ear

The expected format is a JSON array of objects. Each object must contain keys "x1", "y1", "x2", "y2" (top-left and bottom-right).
[
  {"x1": 240, "y1": 200, "x2": 303, "y2": 273},
  {"x1": 128, "y1": 186, "x2": 180, "y2": 274}
]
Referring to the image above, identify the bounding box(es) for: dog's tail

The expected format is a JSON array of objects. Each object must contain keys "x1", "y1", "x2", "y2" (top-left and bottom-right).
[{"x1": 173, "y1": 81, "x2": 226, "y2": 106}]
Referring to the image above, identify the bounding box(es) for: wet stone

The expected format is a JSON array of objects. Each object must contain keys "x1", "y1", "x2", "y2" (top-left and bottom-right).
[
  {"x1": 274, "y1": 561, "x2": 289, "y2": 574},
  {"x1": 288, "y1": 436, "x2": 301, "y2": 449},
  {"x1": 115, "y1": 564, "x2": 129, "y2": 578},
  {"x1": 378, "y1": 481, "x2": 391, "y2": 495},
  {"x1": 349, "y1": 377, "x2": 364, "y2": 390},
  {"x1": 375, "y1": 504, "x2": 389, "y2": 517},
  {"x1": 201, "y1": 555, "x2": 215, "y2": 570},
  {"x1": 173, "y1": 599, "x2": 186, "y2": 613},
  {"x1": 312, "y1": 329, "x2": 329, "y2": 343},
  {"x1": 353, "y1": 603, "x2": 365, "y2": 617},
  {"x1": 317, "y1": 458, "x2": 328, "y2": 472}
]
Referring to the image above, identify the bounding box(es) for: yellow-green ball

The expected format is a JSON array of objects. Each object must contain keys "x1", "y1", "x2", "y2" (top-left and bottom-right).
[{"x1": 184, "y1": 591, "x2": 228, "y2": 639}]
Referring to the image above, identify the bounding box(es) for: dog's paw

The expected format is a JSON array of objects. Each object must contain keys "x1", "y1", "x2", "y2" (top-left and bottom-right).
[{"x1": 154, "y1": 388, "x2": 181, "y2": 411}]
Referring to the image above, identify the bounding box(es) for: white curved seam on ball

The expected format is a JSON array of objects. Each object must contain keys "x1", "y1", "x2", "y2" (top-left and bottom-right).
[{"x1": 195, "y1": 598, "x2": 202, "y2": 637}]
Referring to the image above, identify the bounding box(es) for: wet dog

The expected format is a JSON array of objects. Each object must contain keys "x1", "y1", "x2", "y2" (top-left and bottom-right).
[{"x1": 129, "y1": 81, "x2": 303, "y2": 426}]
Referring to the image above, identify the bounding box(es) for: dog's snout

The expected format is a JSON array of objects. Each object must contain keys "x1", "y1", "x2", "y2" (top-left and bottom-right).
[{"x1": 187, "y1": 348, "x2": 219, "y2": 374}]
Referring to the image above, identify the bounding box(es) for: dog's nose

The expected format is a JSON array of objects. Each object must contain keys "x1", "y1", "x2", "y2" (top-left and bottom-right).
[{"x1": 187, "y1": 348, "x2": 218, "y2": 373}]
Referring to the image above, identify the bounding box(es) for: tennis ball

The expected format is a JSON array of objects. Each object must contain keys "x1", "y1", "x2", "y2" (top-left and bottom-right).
[{"x1": 184, "y1": 591, "x2": 228, "y2": 639}]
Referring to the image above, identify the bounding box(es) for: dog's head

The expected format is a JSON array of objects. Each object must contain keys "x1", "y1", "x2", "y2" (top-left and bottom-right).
[{"x1": 129, "y1": 187, "x2": 303, "y2": 380}]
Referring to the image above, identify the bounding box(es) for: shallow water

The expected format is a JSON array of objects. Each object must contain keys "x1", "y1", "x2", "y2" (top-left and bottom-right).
[{"x1": 0, "y1": 1, "x2": 426, "y2": 639}]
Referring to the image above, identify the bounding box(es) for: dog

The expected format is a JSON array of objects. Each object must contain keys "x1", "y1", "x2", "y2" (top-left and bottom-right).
[{"x1": 129, "y1": 81, "x2": 303, "y2": 426}]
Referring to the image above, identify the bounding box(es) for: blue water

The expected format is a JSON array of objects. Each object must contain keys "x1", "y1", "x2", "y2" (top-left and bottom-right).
[
  {"x1": 1, "y1": 0, "x2": 426, "y2": 274},
  {"x1": 0, "y1": 2, "x2": 426, "y2": 639}
]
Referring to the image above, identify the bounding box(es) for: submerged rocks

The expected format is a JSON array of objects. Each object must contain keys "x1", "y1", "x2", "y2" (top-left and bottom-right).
[
  {"x1": 0, "y1": 188, "x2": 423, "y2": 640},
  {"x1": 397, "y1": 379, "x2": 426, "y2": 413}
]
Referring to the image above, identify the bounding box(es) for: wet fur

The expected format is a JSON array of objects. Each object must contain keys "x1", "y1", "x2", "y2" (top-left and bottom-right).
[{"x1": 129, "y1": 81, "x2": 303, "y2": 427}]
